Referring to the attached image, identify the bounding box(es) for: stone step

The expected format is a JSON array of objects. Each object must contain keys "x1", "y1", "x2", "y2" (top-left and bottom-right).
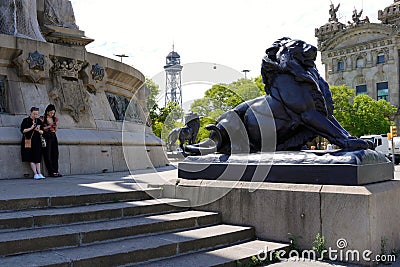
[
  {"x1": 0, "y1": 198, "x2": 188, "y2": 231},
  {"x1": 133, "y1": 240, "x2": 289, "y2": 267},
  {"x1": 0, "y1": 224, "x2": 254, "y2": 267},
  {"x1": 0, "y1": 188, "x2": 161, "y2": 212},
  {"x1": 0, "y1": 210, "x2": 220, "y2": 257}
]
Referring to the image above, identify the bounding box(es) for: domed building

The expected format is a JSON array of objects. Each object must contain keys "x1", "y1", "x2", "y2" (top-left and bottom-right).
[{"x1": 316, "y1": 1, "x2": 400, "y2": 110}]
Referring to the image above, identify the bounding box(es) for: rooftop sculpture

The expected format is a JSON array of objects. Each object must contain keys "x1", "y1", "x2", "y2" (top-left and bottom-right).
[
  {"x1": 329, "y1": 3, "x2": 340, "y2": 23},
  {"x1": 349, "y1": 8, "x2": 369, "y2": 25}
]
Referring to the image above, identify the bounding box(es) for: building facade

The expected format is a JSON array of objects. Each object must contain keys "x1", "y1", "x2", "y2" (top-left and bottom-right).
[{"x1": 316, "y1": 1, "x2": 400, "y2": 110}]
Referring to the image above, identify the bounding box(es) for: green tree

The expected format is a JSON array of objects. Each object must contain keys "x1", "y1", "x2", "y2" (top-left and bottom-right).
[
  {"x1": 145, "y1": 77, "x2": 159, "y2": 113},
  {"x1": 145, "y1": 77, "x2": 160, "y2": 132},
  {"x1": 190, "y1": 84, "x2": 237, "y2": 119},
  {"x1": 330, "y1": 85, "x2": 355, "y2": 132},
  {"x1": 254, "y1": 75, "x2": 265, "y2": 92},
  {"x1": 351, "y1": 95, "x2": 396, "y2": 137},
  {"x1": 196, "y1": 117, "x2": 217, "y2": 143},
  {"x1": 144, "y1": 78, "x2": 184, "y2": 139},
  {"x1": 190, "y1": 98, "x2": 214, "y2": 118},
  {"x1": 330, "y1": 85, "x2": 397, "y2": 137},
  {"x1": 152, "y1": 101, "x2": 184, "y2": 141},
  {"x1": 229, "y1": 78, "x2": 265, "y2": 102},
  {"x1": 190, "y1": 78, "x2": 264, "y2": 120}
]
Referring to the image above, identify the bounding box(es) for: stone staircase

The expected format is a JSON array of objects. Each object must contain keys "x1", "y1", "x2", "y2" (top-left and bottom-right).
[{"x1": 0, "y1": 188, "x2": 288, "y2": 266}]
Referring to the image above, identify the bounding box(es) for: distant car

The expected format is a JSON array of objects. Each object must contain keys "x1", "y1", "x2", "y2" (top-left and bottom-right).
[
  {"x1": 388, "y1": 136, "x2": 400, "y2": 165},
  {"x1": 360, "y1": 134, "x2": 389, "y2": 157}
]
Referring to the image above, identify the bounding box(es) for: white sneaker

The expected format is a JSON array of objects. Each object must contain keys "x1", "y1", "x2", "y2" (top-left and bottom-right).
[
  {"x1": 38, "y1": 174, "x2": 46, "y2": 179},
  {"x1": 33, "y1": 174, "x2": 40, "y2": 180}
]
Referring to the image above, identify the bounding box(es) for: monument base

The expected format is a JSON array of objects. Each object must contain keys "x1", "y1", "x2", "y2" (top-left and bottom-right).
[
  {"x1": 178, "y1": 150, "x2": 393, "y2": 185},
  {"x1": 152, "y1": 179, "x2": 400, "y2": 266}
]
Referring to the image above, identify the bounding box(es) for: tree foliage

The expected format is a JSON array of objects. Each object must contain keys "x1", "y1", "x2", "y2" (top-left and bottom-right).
[
  {"x1": 330, "y1": 85, "x2": 355, "y2": 132},
  {"x1": 351, "y1": 95, "x2": 396, "y2": 137},
  {"x1": 195, "y1": 117, "x2": 216, "y2": 143},
  {"x1": 190, "y1": 77, "x2": 265, "y2": 141},
  {"x1": 146, "y1": 77, "x2": 159, "y2": 113},
  {"x1": 145, "y1": 77, "x2": 160, "y2": 128},
  {"x1": 152, "y1": 101, "x2": 184, "y2": 140},
  {"x1": 190, "y1": 77, "x2": 265, "y2": 120},
  {"x1": 330, "y1": 85, "x2": 397, "y2": 137},
  {"x1": 145, "y1": 78, "x2": 184, "y2": 139}
]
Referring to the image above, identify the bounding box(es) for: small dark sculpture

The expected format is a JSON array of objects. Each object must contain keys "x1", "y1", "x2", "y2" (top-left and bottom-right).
[
  {"x1": 167, "y1": 113, "x2": 200, "y2": 151},
  {"x1": 185, "y1": 37, "x2": 372, "y2": 155},
  {"x1": 348, "y1": 8, "x2": 369, "y2": 25},
  {"x1": 329, "y1": 3, "x2": 340, "y2": 23},
  {"x1": 352, "y1": 8, "x2": 362, "y2": 24}
]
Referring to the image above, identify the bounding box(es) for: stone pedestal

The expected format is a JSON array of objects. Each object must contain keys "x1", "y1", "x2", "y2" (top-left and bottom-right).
[
  {"x1": 178, "y1": 150, "x2": 393, "y2": 185},
  {"x1": 154, "y1": 179, "x2": 400, "y2": 266},
  {"x1": 0, "y1": 34, "x2": 168, "y2": 179}
]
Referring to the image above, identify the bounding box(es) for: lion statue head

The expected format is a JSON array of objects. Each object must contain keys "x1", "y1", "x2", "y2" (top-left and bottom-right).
[{"x1": 262, "y1": 37, "x2": 334, "y2": 117}]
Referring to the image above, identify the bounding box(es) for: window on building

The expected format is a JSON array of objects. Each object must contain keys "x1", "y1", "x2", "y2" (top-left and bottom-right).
[
  {"x1": 356, "y1": 85, "x2": 367, "y2": 95},
  {"x1": 377, "y1": 82, "x2": 389, "y2": 101},
  {"x1": 337, "y1": 60, "x2": 344, "y2": 71},
  {"x1": 377, "y1": 53, "x2": 385, "y2": 64},
  {"x1": 0, "y1": 76, "x2": 7, "y2": 113},
  {"x1": 356, "y1": 58, "x2": 364, "y2": 68}
]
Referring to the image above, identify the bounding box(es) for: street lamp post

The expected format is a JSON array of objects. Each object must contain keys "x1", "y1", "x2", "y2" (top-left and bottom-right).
[
  {"x1": 114, "y1": 54, "x2": 129, "y2": 63},
  {"x1": 242, "y1": 69, "x2": 250, "y2": 79}
]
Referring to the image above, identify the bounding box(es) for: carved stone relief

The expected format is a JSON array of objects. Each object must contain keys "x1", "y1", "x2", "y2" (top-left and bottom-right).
[
  {"x1": 44, "y1": 0, "x2": 78, "y2": 30},
  {"x1": 90, "y1": 64, "x2": 105, "y2": 82},
  {"x1": 106, "y1": 93, "x2": 128, "y2": 121},
  {"x1": 49, "y1": 56, "x2": 88, "y2": 122},
  {"x1": 106, "y1": 92, "x2": 144, "y2": 124},
  {"x1": 125, "y1": 100, "x2": 144, "y2": 124},
  {"x1": 13, "y1": 51, "x2": 51, "y2": 83},
  {"x1": 26, "y1": 51, "x2": 45, "y2": 72}
]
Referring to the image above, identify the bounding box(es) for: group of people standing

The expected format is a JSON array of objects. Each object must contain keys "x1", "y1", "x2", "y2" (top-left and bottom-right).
[{"x1": 20, "y1": 104, "x2": 61, "y2": 180}]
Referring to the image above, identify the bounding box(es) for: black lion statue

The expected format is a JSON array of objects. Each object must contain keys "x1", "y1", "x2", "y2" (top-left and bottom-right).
[
  {"x1": 167, "y1": 113, "x2": 200, "y2": 152},
  {"x1": 184, "y1": 37, "x2": 372, "y2": 155}
]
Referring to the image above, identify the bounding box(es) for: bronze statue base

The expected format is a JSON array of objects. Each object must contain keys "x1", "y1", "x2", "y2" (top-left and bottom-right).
[{"x1": 178, "y1": 150, "x2": 393, "y2": 185}]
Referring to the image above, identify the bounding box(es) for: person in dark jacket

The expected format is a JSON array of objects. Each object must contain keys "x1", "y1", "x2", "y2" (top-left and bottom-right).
[
  {"x1": 21, "y1": 107, "x2": 45, "y2": 179},
  {"x1": 41, "y1": 104, "x2": 62, "y2": 177}
]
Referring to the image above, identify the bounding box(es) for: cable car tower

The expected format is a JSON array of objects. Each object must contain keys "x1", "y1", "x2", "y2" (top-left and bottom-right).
[{"x1": 164, "y1": 45, "x2": 183, "y2": 107}]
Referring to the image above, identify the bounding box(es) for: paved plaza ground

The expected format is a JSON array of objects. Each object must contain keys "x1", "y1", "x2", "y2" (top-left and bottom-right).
[{"x1": 1, "y1": 163, "x2": 399, "y2": 266}]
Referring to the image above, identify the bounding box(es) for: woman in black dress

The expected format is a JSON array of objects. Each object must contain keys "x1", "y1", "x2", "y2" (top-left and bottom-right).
[
  {"x1": 41, "y1": 104, "x2": 62, "y2": 177},
  {"x1": 21, "y1": 107, "x2": 45, "y2": 179}
]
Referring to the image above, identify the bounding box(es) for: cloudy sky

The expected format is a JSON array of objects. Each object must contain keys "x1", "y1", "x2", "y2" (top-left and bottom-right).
[{"x1": 70, "y1": 0, "x2": 393, "y2": 106}]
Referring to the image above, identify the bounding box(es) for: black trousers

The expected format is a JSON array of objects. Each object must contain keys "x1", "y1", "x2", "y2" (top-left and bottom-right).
[{"x1": 43, "y1": 132, "x2": 59, "y2": 175}]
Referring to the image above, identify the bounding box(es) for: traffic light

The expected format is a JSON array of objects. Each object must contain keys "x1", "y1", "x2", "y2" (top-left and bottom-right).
[
  {"x1": 388, "y1": 132, "x2": 392, "y2": 140},
  {"x1": 391, "y1": 126, "x2": 397, "y2": 137}
]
